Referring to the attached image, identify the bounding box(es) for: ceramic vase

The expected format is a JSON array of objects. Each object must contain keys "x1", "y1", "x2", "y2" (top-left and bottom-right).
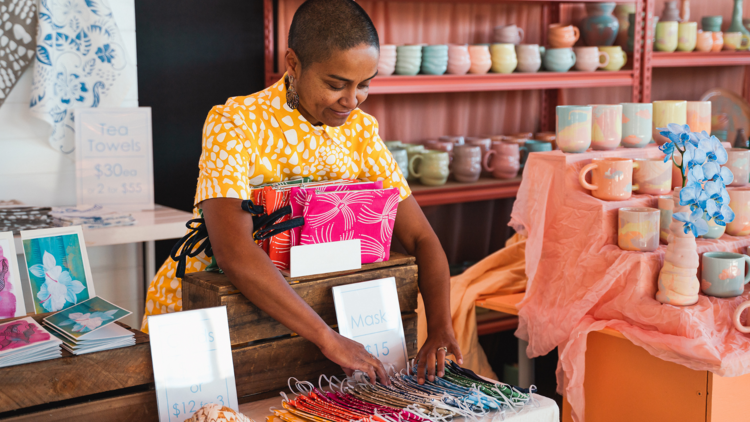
[
  {"x1": 614, "y1": 4, "x2": 636, "y2": 48},
  {"x1": 447, "y1": 45, "x2": 471, "y2": 75},
  {"x1": 661, "y1": 1, "x2": 681, "y2": 22},
  {"x1": 581, "y1": 2, "x2": 619, "y2": 46},
  {"x1": 729, "y1": 0, "x2": 750, "y2": 44},
  {"x1": 656, "y1": 188, "x2": 700, "y2": 306}
]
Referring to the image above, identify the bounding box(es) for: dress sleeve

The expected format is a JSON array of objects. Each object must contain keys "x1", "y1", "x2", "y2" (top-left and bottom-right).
[
  {"x1": 359, "y1": 118, "x2": 412, "y2": 201},
  {"x1": 194, "y1": 101, "x2": 259, "y2": 206}
]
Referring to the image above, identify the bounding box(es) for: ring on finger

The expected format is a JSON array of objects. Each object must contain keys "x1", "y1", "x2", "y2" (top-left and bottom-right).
[{"x1": 437, "y1": 346, "x2": 448, "y2": 352}]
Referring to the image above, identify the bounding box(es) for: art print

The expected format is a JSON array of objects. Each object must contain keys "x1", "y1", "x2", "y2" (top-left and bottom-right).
[
  {"x1": 0, "y1": 317, "x2": 52, "y2": 356},
  {"x1": 44, "y1": 296, "x2": 131, "y2": 340},
  {"x1": 0, "y1": 232, "x2": 27, "y2": 318},
  {"x1": 21, "y1": 227, "x2": 95, "y2": 314}
]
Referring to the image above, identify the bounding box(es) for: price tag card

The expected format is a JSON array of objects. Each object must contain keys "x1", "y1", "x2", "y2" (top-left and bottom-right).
[
  {"x1": 332, "y1": 277, "x2": 408, "y2": 373},
  {"x1": 75, "y1": 107, "x2": 154, "y2": 211},
  {"x1": 148, "y1": 307, "x2": 239, "y2": 422}
]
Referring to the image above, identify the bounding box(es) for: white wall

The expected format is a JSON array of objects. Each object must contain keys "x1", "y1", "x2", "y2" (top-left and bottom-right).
[{"x1": 4, "y1": 0, "x2": 144, "y2": 328}]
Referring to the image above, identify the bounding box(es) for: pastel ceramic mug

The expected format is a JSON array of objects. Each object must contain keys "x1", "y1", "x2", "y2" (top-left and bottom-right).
[
  {"x1": 447, "y1": 44, "x2": 471, "y2": 75},
  {"x1": 490, "y1": 43, "x2": 518, "y2": 74},
  {"x1": 468, "y1": 45, "x2": 492, "y2": 74},
  {"x1": 543, "y1": 48, "x2": 576, "y2": 72},
  {"x1": 700, "y1": 252, "x2": 750, "y2": 297},
  {"x1": 483, "y1": 142, "x2": 522, "y2": 179},
  {"x1": 404, "y1": 144, "x2": 426, "y2": 182},
  {"x1": 467, "y1": 138, "x2": 492, "y2": 176},
  {"x1": 677, "y1": 22, "x2": 697, "y2": 52},
  {"x1": 579, "y1": 157, "x2": 635, "y2": 201},
  {"x1": 702, "y1": 16, "x2": 722, "y2": 32},
  {"x1": 655, "y1": 21, "x2": 678, "y2": 52},
  {"x1": 439, "y1": 135, "x2": 465, "y2": 145},
  {"x1": 658, "y1": 195, "x2": 674, "y2": 244},
  {"x1": 598, "y1": 46, "x2": 627, "y2": 71},
  {"x1": 548, "y1": 24, "x2": 580, "y2": 48},
  {"x1": 556, "y1": 105, "x2": 592, "y2": 153},
  {"x1": 390, "y1": 147, "x2": 409, "y2": 180},
  {"x1": 726, "y1": 148, "x2": 750, "y2": 187},
  {"x1": 734, "y1": 300, "x2": 750, "y2": 333},
  {"x1": 421, "y1": 45, "x2": 449, "y2": 75},
  {"x1": 409, "y1": 150, "x2": 450, "y2": 186},
  {"x1": 652, "y1": 100, "x2": 687, "y2": 145},
  {"x1": 452, "y1": 145, "x2": 482, "y2": 183},
  {"x1": 384, "y1": 140, "x2": 403, "y2": 150},
  {"x1": 424, "y1": 139, "x2": 454, "y2": 158},
  {"x1": 493, "y1": 24, "x2": 524, "y2": 45},
  {"x1": 621, "y1": 102, "x2": 653, "y2": 148},
  {"x1": 516, "y1": 44, "x2": 544, "y2": 73},
  {"x1": 590, "y1": 104, "x2": 622, "y2": 150},
  {"x1": 395, "y1": 45, "x2": 423, "y2": 75},
  {"x1": 633, "y1": 158, "x2": 672, "y2": 195},
  {"x1": 727, "y1": 188, "x2": 750, "y2": 236},
  {"x1": 712, "y1": 31, "x2": 724, "y2": 52},
  {"x1": 524, "y1": 140, "x2": 552, "y2": 153},
  {"x1": 723, "y1": 32, "x2": 750, "y2": 51},
  {"x1": 378, "y1": 45, "x2": 397, "y2": 76},
  {"x1": 573, "y1": 47, "x2": 609, "y2": 72},
  {"x1": 618, "y1": 207, "x2": 660, "y2": 252},
  {"x1": 696, "y1": 30, "x2": 713, "y2": 52},
  {"x1": 686, "y1": 101, "x2": 711, "y2": 134}
]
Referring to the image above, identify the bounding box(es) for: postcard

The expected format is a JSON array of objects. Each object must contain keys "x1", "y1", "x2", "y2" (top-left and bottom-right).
[
  {"x1": 21, "y1": 226, "x2": 95, "y2": 313},
  {"x1": 44, "y1": 296, "x2": 131, "y2": 341},
  {"x1": 0, "y1": 232, "x2": 26, "y2": 317},
  {"x1": 0, "y1": 317, "x2": 56, "y2": 357}
]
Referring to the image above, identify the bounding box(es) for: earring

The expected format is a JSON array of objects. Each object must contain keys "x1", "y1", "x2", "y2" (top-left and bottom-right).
[{"x1": 286, "y1": 74, "x2": 300, "y2": 110}]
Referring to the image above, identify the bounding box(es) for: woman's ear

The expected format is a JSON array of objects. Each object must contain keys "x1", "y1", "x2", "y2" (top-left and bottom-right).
[{"x1": 285, "y1": 49, "x2": 300, "y2": 79}]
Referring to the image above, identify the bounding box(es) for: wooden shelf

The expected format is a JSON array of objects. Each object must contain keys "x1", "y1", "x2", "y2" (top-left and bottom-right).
[
  {"x1": 410, "y1": 177, "x2": 521, "y2": 206},
  {"x1": 651, "y1": 51, "x2": 750, "y2": 68}
]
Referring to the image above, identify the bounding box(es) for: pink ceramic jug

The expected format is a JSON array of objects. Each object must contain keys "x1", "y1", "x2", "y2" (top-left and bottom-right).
[{"x1": 483, "y1": 142, "x2": 522, "y2": 179}]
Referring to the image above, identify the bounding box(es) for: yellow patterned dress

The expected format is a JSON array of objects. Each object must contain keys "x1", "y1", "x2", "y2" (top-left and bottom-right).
[{"x1": 141, "y1": 75, "x2": 411, "y2": 332}]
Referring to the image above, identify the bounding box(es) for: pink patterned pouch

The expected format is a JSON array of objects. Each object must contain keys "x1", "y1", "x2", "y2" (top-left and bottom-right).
[{"x1": 300, "y1": 188, "x2": 400, "y2": 263}]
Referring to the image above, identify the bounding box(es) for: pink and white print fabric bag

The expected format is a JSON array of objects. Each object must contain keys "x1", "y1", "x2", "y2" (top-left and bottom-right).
[{"x1": 300, "y1": 188, "x2": 400, "y2": 263}]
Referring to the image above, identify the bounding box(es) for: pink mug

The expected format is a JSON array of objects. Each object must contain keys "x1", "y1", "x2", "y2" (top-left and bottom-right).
[{"x1": 483, "y1": 142, "x2": 525, "y2": 179}]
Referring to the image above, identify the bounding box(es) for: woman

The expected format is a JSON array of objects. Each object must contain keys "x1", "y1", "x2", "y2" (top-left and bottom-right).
[{"x1": 142, "y1": 0, "x2": 462, "y2": 385}]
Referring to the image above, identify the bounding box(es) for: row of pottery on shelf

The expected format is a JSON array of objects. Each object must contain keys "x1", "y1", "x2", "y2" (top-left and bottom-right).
[{"x1": 655, "y1": 21, "x2": 749, "y2": 52}]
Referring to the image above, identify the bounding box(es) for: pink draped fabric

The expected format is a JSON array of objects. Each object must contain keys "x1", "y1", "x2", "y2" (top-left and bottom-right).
[{"x1": 511, "y1": 146, "x2": 750, "y2": 422}]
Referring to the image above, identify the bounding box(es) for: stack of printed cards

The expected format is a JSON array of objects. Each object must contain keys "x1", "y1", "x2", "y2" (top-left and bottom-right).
[
  {"x1": 43, "y1": 297, "x2": 134, "y2": 355},
  {"x1": 0, "y1": 317, "x2": 62, "y2": 368}
]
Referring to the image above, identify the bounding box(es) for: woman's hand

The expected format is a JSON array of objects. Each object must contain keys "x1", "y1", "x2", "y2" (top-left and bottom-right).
[
  {"x1": 318, "y1": 329, "x2": 390, "y2": 385},
  {"x1": 415, "y1": 325, "x2": 463, "y2": 384}
]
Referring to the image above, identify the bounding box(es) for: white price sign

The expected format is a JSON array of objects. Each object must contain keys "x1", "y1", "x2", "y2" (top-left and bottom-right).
[
  {"x1": 332, "y1": 277, "x2": 408, "y2": 373},
  {"x1": 148, "y1": 307, "x2": 239, "y2": 422},
  {"x1": 75, "y1": 107, "x2": 154, "y2": 211}
]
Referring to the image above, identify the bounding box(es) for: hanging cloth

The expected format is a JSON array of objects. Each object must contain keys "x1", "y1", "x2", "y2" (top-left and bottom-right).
[
  {"x1": 0, "y1": 0, "x2": 36, "y2": 108},
  {"x1": 29, "y1": 0, "x2": 135, "y2": 154}
]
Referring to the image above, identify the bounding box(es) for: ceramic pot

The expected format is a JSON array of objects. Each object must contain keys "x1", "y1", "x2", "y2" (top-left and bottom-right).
[
  {"x1": 573, "y1": 46, "x2": 609, "y2": 72},
  {"x1": 696, "y1": 30, "x2": 713, "y2": 52},
  {"x1": 655, "y1": 21, "x2": 679, "y2": 52},
  {"x1": 590, "y1": 104, "x2": 622, "y2": 150},
  {"x1": 656, "y1": 187, "x2": 700, "y2": 306},
  {"x1": 421, "y1": 45, "x2": 448, "y2": 75},
  {"x1": 490, "y1": 43, "x2": 518, "y2": 74},
  {"x1": 468, "y1": 45, "x2": 492, "y2": 74},
  {"x1": 493, "y1": 24, "x2": 524, "y2": 45},
  {"x1": 677, "y1": 22, "x2": 697, "y2": 51},
  {"x1": 661, "y1": 1, "x2": 681, "y2": 22},
  {"x1": 621, "y1": 103, "x2": 652, "y2": 148},
  {"x1": 543, "y1": 48, "x2": 576, "y2": 72},
  {"x1": 614, "y1": 4, "x2": 635, "y2": 47},
  {"x1": 702, "y1": 16, "x2": 723, "y2": 32},
  {"x1": 395, "y1": 45, "x2": 422, "y2": 76},
  {"x1": 686, "y1": 101, "x2": 711, "y2": 134},
  {"x1": 483, "y1": 142, "x2": 522, "y2": 179},
  {"x1": 390, "y1": 147, "x2": 409, "y2": 181},
  {"x1": 726, "y1": 148, "x2": 750, "y2": 187},
  {"x1": 447, "y1": 45, "x2": 471, "y2": 75},
  {"x1": 618, "y1": 207, "x2": 660, "y2": 252},
  {"x1": 581, "y1": 2, "x2": 619, "y2": 46},
  {"x1": 409, "y1": 151, "x2": 450, "y2": 186},
  {"x1": 652, "y1": 100, "x2": 687, "y2": 145},
  {"x1": 598, "y1": 46, "x2": 626, "y2": 71},
  {"x1": 557, "y1": 105, "x2": 592, "y2": 153},
  {"x1": 516, "y1": 44, "x2": 544, "y2": 73},
  {"x1": 548, "y1": 24, "x2": 580, "y2": 48},
  {"x1": 378, "y1": 45, "x2": 397, "y2": 76},
  {"x1": 452, "y1": 145, "x2": 482, "y2": 183},
  {"x1": 404, "y1": 144, "x2": 426, "y2": 182},
  {"x1": 727, "y1": 187, "x2": 750, "y2": 235},
  {"x1": 728, "y1": 0, "x2": 750, "y2": 44},
  {"x1": 712, "y1": 31, "x2": 724, "y2": 51}
]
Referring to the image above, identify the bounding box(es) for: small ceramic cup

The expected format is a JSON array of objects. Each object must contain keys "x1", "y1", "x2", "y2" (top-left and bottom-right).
[
  {"x1": 618, "y1": 207, "x2": 660, "y2": 252},
  {"x1": 652, "y1": 100, "x2": 687, "y2": 145},
  {"x1": 447, "y1": 44, "x2": 471, "y2": 75},
  {"x1": 702, "y1": 16, "x2": 723, "y2": 32},
  {"x1": 543, "y1": 48, "x2": 576, "y2": 72},
  {"x1": 696, "y1": 30, "x2": 713, "y2": 52},
  {"x1": 466, "y1": 138, "x2": 492, "y2": 177},
  {"x1": 483, "y1": 142, "x2": 522, "y2": 179},
  {"x1": 468, "y1": 45, "x2": 492, "y2": 74},
  {"x1": 579, "y1": 157, "x2": 634, "y2": 200},
  {"x1": 726, "y1": 188, "x2": 750, "y2": 236},
  {"x1": 452, "y1": 145, "x2": 482, "y2": 183},
  {"x1": 409, "y1": 150, "x2": 450, "y2": 186},
  {"x1": 712, "y1": 31, "x2": 724, "y2": 52},
  {"x1": 700, "y1": 252, "x2": 750, "y2": 298},
  {"x1": 535, "y1": 132, "x2": 557, "y2": 150},
  {"x1": 493, "y1": 24, "x2": 525, "y2": 45},
  {"x1": 621, "y1": 102, "x2": 653, "y2": 148},
  {"x1": 384, "y1": 140, "x2": 403, "y2": 150},
  {"x1": 490, "y1": 43, "x2": 518, "y2": 74},
  {"x1": 395, "y1": 45, "x2": 423, "y2": 75},
  {"x1": 677, "y1": 22, "x2": 697, "y2": 52},
  {"x1": 573, "y1": 47, "x2": 609, "y2": 72},
  {"x1": 633, "y1": 157, "x2": 672, "y2": 195},
  {"x1": 421, "y1": 45, "x2": 449, "y2": 75},
  {"x1": 726, "y1": 148, "x2": 750, "y2": 187},
  {"x1": 516, "y1": 44, "x2": 544, "y2": 73},
  {"x1": 390, "y1": 147, "x2": 409, "y2": 181},
  {"x1": 378, "y1": 45, "x2": 397, "y2": 76},
  {"x1": 424, "y1": 139, "x2": 454, "y2": 159},
  {"x1": 686, "y1": 101, "x2": 711, "y2": 134},
  {"x1": 598, "y1": 46, "x2": 627, "y2": 71},
  {"x1": 590, "y1": 104, "x2": 623, "y2": 150},
  {"x1": 404, "y1": 144, "x2": 426, "y2": 182},
  {"x1": 723, "y1": 32, "x2": 750, "y2": 51},
  {"x1": 439, "y1": 135, "x2": 465, "y2": 145},
  {"x1": 655, "y1": 21, "x2": 678, "y2": 52},
  {"x1": 556, "y1": 105, "x2": 592, "y2": 153},
  {"x1": 658, "y1": 195, "x2": 674, "y2": 244},
  {"x1": 548, "y1": 24, "x2": 580, "y2": 48}
]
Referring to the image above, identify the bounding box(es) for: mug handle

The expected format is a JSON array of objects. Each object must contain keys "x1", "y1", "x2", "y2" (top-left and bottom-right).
[
  {"x1": 741, "y1": 34, "x2": 750, "y2": 50},
  {"x1": 572, "y1": 26, "x2": 580, "y2": 42},
  {"x1": 621, "y1": 51, "x2": 628, "y2": 66},
  {"x1": 733, "y1": 300, "x2": 750, "y2": 333},
  {"x1": 409, "y1": 154, "x2": 423, "y2": 178},
  {"x1": 598, "y1": 51, "x2": 610, "y2": 68},
  {"x1": 483, "y1": 150, "x2": 496, "y2": 172},
  {"x1": 519, "y1": 146, "x2": 528, "y2": 170},
  {"x1": 518, "y1": 28, "x2": 525, "y2": 42},
  {"x1": 631, "y1": 161, "x2": 640, "y2": 192},
  {"x1": 743, "y1": 254, "x2": 750, "y2": 284},
  {"x1": 579, "y1": 163, "x2": 599, "y2": 191}
]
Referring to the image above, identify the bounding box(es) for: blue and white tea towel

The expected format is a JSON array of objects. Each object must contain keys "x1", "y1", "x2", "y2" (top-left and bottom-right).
[{"x1": 29, "y1": 0, "x2": 135, "y2": 155}]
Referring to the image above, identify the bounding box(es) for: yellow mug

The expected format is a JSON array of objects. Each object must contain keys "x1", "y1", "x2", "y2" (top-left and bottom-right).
[
  {"x1": 598, "y1": 46, "x2": 627, "y2": 71},
  {"x1": 652, "y1": 100, "x2": 687, "y2": 145},
  {"x1": 677, "y1": 22, "x2": 697, "y2": 52},
  {"x1": 655, "y1": 21, "x2": 678, "y2": 52},
  {"x1": 723, "y1": 32, "x2": 750, "y2": 51}
]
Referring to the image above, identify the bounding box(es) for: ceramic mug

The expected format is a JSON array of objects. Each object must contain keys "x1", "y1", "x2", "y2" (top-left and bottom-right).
[
  {"x1": 702, "y1": 16, "x2": 723, "y2": 32},
  {"x1": 677, "y1": 22, "x2": 697, "y2": 52},
  {"x1": 395, "y1": 45, "x2": 423, "y2": 75},
  {"x1": 712, "y1": 31, "x2": 724, "y2": 52},
  {"x1": 409, "y1": 150, "x2": 450, "y2": 186},
  {"x1": 701, "y1": 252, "x2": 750, "y2": 297},
  {"x1": 490, "y1": 43, "x2": 518, "y2": 74},
  {"x1": 390, "y1": 147, "x2": 409, "y2": 181},
  {"x1": 424, "y1": 140, "x2": 454, "y2": 158},
  {"x1": 652, "y1": 100, "x2": 687, "y2": 145},
  {"x1": 686, "y1": 101, "x2": 711, "y2": 134},
  {"x1": 727, "y1": 188, "x2": 750, "y2": 236},
  {"x1": 621, "y1": 103, "x2": 653, "y2": 148},
  {"x1": 404, "y1": 144, "x2": 426, "y2": 182},
  {"x1": 573, "y1": 47, "x2": 609, "y2": 72},
  {"x1": 734, "y1": 299, "x2": 750, "y2": 333},
  {"x1": 535, "y1": 132, "x2": 557, "y2": 149},
  {"x1": 468, "y1": 45, "x2": 492, "y2": 74},
  {"x1": 421, "y1": 45, "x2": 449, "y2": 75},
  {"x1": 658, "y1": 195, "x2": 674, "y2": 244},
  {"x1": 723, "y1": 32, "x2": 750, "y2": 51},
  {"x1": 483, "y1": 142, "x2": 522, "y2": 179},
  {"x1": 618, "y1": 207, "x2": 660, "y2": 252},
  {"x1": 598, "y1": 46, "x2": 627, "y2": 71},
  {"x1": 452, "y1": 145, "x2": 482, "y2": 183},
  {"x1": 548, "y1": 24, "x2": 580, "y2": 48},
  {"x1": 524, "y1": 140, "x2": 552, "y2": 153},
  {"x1": 384, "y1": 140, "x2": 403, "y2": 150},
  {"x1": 590, "y1": 104, "x2": 622, "y2": 150},
  {"x1": 556, "y1": 105, "x2": 592, "y2": 153},
  {"x1": 439, "y1": 135, "x2": 465, "y2": 145},
  {"x1": 493, "y1": 24, "x2": 524, "y2": 45},
  {"x1": 726, "y1": 148, "x2": 750, "y2": 187},
  {"x1": 543, "y1": 48, "x2": 576, "y2": 72},
  {"x1": 516, "y1": 44, "x2": 544, "y2": 73},
  {"x1": 378, "y1": 45, "x2": 397, "y2": 76},
  {"x1": 447, "y1": 44, "x2": 471, "y2": 75},
  {"x1": 655, "y1": 21, "x2": 678, "y2": 52},
  {"x1": 633, "y1": 158, "x2": 672, "y2": 195},
  {"x1": 579, "y1": 157, "x2": 635, "y2": 200},
  {"x1": 696, "y1": 30, "x2": 713, "y2": 52},
  {"x1": 467, "y1": 138, "x2": 492, "y2": 176}
]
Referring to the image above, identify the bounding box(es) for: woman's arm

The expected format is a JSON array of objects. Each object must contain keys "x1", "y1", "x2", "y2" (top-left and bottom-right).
[
  {"x1": 392, "y1": 195, "x2": 464, "y2": 384},
  {"x1": 201, "y1": 197, "x2": 389, "y2": 384}
]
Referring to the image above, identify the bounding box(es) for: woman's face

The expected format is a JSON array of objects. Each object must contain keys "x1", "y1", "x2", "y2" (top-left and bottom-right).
[{"x1": 287, "y1": 44, "x2": 379, "y2": 127}]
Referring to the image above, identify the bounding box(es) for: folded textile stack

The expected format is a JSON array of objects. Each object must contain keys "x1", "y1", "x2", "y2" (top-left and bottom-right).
[
  {"x1": 0, "y1": 206, "x2": 53, "y2": 234},
  {"x1": 51, "y1": 204, "x2": 136, "y2": 229},
  {"x1": 0, "y1": 317, "x2": 62, "y2": 368}
]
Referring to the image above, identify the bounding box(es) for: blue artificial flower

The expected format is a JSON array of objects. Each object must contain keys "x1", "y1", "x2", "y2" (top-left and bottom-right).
[
  {"x1": 673, "y1": 208, "x2": 710, "y2": 237},
  {"x1": 659, "y1": 141, "x2": 675, "y2": 163},
  {"x1": 686, "y1": 164, "x2": 705, "y2": 185},
  {"x1": 658, "y1": 123, "x2": 692, "y2": 148},
  {"x1": 713, "y1": 204, "x2": 736, "y2": 226},
  {"x1": 679, "y1": 181, "x2": 703, "y2": 209},
  {"x1": 682, "y1": 143, "x2": 707, "y2": 170},
  {"x1": 699, "y1": 134, "x2": 728, "y2": 164}
]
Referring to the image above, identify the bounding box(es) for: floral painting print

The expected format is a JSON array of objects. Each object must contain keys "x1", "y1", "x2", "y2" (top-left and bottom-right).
[
  {"x1": 44, "y1": 296, "x2": 130, "y2": 340},
  {"x1": 23, "y1": 233, "x2": 90, "y2": 313},
  {"x1": 0, "y1": 318, "x2": 51, "y2": 353},
  {"x1": 0, "y1": 234, "x2": 26, "y2": 318},
  {"x1": 0, "y1": 244, "x2": 18, "y2": 318}
]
